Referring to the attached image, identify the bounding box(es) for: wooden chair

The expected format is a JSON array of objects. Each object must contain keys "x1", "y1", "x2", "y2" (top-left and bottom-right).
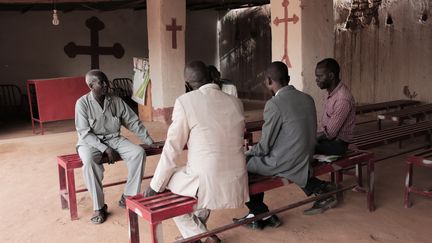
[
  {"x1": 110, "y1": 78, "x2": 137, "y2": 113},
  {"x1": 0, "y1": 84, "x2": 26, "y2": 119}
]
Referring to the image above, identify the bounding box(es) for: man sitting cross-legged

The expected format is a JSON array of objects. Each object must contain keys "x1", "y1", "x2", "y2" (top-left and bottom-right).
[
  {"x1": 233, "y1": 62, "x2": 337, "y2": 230},
  {"x1": 143, "y1": 61, "x2": 249, "y2": 243}
]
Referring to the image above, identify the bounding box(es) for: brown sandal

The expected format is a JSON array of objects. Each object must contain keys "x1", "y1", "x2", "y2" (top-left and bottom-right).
[{"x1": 90, "y1": 204, "x2": 108, "y2": 224}]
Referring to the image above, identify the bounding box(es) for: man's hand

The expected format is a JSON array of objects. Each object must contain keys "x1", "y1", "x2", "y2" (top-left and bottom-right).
[
  {"x1": 104, "y1": 147, "x2": 116, "y2": 164},
  {"x1": 143, "y1": 187, "x2": 158, "y2": 197}
]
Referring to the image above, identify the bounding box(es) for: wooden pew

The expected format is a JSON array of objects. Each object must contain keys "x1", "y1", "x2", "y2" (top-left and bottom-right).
[
  {"x1": 356, "y1": 99, "x2": 420, "y2": 115},
  {"x1": 125, "y1": 150, "x2": 375, "y2": 243},
  {"x1": 404, "y1": 148, "x2": 432, "y2": 208},
  {"x1": 57, "y1": 141, "x2": 165, "y2": 220},
  {"x1": 377, "y1": 103, "x2": 432, "y2": 126}
]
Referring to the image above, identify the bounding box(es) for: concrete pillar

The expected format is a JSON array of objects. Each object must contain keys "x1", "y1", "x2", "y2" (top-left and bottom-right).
[
  {"x1": 146, "y1": 0, "x2": 186, "y2": 123},
  {"x1": 270, "y1": 0, "x2": 334, "y2": 121},
  {"x1": 270, "y1": 0, "x2": 303, "y2": 89}
]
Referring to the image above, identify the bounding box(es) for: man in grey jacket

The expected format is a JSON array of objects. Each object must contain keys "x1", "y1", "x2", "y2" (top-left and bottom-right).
[
  {"x1": 75, "y1": 70, "x2": 155, "y2": 224},
  {"x1": 234, "y1": 62, "x2": 337, "y2": 230}
]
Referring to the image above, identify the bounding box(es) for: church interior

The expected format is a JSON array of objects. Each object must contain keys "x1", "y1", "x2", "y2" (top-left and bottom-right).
[{"x1": 1, "y1": 0, "x2": 432, "y2": 242}]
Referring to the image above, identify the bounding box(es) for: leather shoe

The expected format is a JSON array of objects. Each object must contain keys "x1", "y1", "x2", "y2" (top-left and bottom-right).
[
  {"x1": 233, "y1": 214, "x2": 264, "y2": 230},
  {"x1": 263, "y1": 215, "x2": 282, "y2": 228},
  {"x1": 303, "y1": 196, "x2": 338, "y2": 215}
]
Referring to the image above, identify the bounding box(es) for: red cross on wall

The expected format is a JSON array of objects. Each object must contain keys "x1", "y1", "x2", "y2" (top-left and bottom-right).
[
  {"x1": 273, "y1": 0, "x2": 299, "y2": 68},
  {"x1": 166, "y1": 18, "x2": 182, "y2": 49}
]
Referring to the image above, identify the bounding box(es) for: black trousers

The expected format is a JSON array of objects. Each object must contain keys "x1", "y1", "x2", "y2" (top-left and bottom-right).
[
  {"x1": 315, "y1": 138, "x2": 348, "y2": 156},
  {"x1": 245, "y1": 177, "x2": 326, "y2": 215}
]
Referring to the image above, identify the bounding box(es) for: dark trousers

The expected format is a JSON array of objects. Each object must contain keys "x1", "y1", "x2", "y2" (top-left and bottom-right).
[
  {"x1": 315, "y1": 138, "x2": 348, "y2": 156},
  {"x1": 245, "y1": 177, "x2": 326, "y2": 215}
]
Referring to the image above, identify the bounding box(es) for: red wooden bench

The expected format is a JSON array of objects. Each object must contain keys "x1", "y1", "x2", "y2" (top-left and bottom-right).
[
  {"x1": 125, "y1": 150, "x2": 374, "y2": 243},
  {"x1": 57, "y1": 142, "x2": 164, "y2": 220},
  {"x1": 404, "y1": 148, "x2": 432, "y2": 208},
  {"x1": 351, "y1": 120, "x2": 432, "y2": 161}
]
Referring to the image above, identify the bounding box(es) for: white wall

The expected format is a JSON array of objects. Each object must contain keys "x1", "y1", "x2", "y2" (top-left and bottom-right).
[
  {"x1": 301, "y1": 0, "x2": 335, "y2": 118},
  {"x1": 335, "y1": 0, "x2": 432, "y2": 104},
  {"x1": 0, "y1": 10, "x2": 149, "y2": 93}
]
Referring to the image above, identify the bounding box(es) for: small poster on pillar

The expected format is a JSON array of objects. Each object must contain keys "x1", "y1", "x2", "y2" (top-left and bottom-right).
[{"x1": 132, "y1": 57, "x2": 150, "y2": 105}]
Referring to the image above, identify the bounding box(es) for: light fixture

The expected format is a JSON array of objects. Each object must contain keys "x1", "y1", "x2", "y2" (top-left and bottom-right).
[{"x1": 52, "y1": 0, "x2": 59, "y2": 26}]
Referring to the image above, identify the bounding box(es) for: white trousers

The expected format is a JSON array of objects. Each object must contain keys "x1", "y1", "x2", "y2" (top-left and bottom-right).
[{"x1": 173, "y1": 208, "x2": 211, "y2": 239}]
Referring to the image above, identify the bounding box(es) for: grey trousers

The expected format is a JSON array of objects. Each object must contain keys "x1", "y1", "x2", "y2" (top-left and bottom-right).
[
  {"x1": 173, "y1": 208, "x2": 211, "y2": 239},
  {"x1": 77, "y1": 137, "x2": 145, "y2": 210}
]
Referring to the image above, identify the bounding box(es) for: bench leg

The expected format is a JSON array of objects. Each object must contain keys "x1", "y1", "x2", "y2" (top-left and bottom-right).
[
  {"x1": 404, "y1": 162, "x2": 413, "y2": 208},
  {"x1": 150, "y1": 222, "x2": 164, "y2": 243},
  {"x1": 128, "y1": 209, "x2": 140, "y2": 243},
  {"x1": 367, "y1": 159, "x2": 376, "y2": 212},
  {"x1": 66, "y1": 168, "x2": 78, "y2": 220},
  {"x1": 335, "y1": 170, "x2": 344, "y2": 202},
  {"x1": 356, "y1": 163, "x2": 363, "y2": 187},
  {"x1": 58, "y1": 164, "x2": 68, "y2": 209}
]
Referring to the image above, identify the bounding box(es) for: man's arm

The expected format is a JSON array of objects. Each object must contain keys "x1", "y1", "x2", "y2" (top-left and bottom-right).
[
  {"x1": 149, "y1": 99, "x2": 189, "y2": 192},
  {"x1": 118, "y1": 99, "x2": 154, "y2": 145},
  {"x1": 322, "y1": 99, "x2": 352, "y2": 139},
  {"x1": 75, "y1": 99, "x2": 108, "y2": 153},
  {"x1": 247, "y1": 101, "x2": 282, "y2": 157}
]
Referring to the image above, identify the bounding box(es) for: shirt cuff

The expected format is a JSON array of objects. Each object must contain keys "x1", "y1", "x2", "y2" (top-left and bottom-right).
[
  {"x1": 144, "y1": 136, "x2": 154, "y2": 145},
  {"x1": 150, "y1": 179, "x2": 164, "y2": 193}
]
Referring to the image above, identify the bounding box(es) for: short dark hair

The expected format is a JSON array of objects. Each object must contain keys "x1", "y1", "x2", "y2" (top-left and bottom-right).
[
  {"x1": 207, "y1": 65, "x2": 221, "y2": 82},
  {"x1": 317, "y1": 58, "x2": 340, "y2": 78},
  {"x1": 184, "y1": 61, "x2": 210, "y2": 89},
  {"x1": 267, "y1": 61, "x2": 290, "y2": 86}
]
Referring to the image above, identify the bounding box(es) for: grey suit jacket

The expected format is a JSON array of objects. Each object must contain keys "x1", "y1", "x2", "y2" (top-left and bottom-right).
[{"x1": 246, "y1": 85, "x2": 317, "y2": 187}]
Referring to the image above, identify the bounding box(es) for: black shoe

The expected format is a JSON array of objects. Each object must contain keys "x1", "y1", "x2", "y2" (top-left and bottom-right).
[
  {"x1": 233, "y1": 214, "x2": 264, "y2": 230},
  {"x1": 263, "y1": 215, "x2": 282, "y2": 228},
  {"x1": 118, "y1": 194, "x2": 126, "y2": 209},
  {"x1": 321, "y1": 182, "x2": 337, "y2": 194},
  {"x1": 303, "y1": 196, "x2": 338, "y2": 215}
]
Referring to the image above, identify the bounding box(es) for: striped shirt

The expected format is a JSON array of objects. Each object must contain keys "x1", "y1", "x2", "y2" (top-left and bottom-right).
[{"x1": 319, "y1": 82, "x2": 356, "y2": 143}]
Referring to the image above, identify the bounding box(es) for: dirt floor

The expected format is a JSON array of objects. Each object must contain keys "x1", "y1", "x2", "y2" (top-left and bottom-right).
[{"x1": 0, "y1": 110, "x2": 431, "y2": 243}]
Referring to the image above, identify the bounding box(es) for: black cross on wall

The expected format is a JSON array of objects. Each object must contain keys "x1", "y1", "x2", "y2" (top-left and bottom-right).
[{"x1": 64, "y1": 16, "x2": 125, "y2": 69}]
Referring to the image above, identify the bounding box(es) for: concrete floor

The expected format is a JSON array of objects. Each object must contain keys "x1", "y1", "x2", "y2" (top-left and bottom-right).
[{"x1": 0, "y1": 110, "x2": 431, "y2": 243}]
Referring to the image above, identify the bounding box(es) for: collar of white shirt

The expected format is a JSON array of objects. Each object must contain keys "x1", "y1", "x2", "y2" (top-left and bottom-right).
[{"x1": 199, "y1": 83, "x2": 220, "y2": 91}]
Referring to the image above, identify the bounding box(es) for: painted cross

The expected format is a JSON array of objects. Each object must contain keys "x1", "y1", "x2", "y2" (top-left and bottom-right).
[
  {"x1": 273, "y1": 0, "x2": 299, "y2": 68},
  {"x1": 166, "y1": 18, "x2": 182, "y2": 49},
  {"x1": 64, "y1": 16, "x2": 124, "y2": 69}
]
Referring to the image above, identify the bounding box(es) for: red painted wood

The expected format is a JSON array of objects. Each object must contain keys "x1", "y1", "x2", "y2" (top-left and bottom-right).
[
  {"x1": 58, "y1": 142, "x2": 164, "y2": 220},
  {"x1": 125, "y1": 150, "x2": 375, "y2": 243},
  {"x1": 404, "y1": 148, "x2": 432, "y2": 208},
  {"x1": 27, "y1": 76, "x2": 89, "y2": 134}
]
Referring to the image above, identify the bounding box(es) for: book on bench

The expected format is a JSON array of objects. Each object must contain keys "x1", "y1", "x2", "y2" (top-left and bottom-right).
[{"x1": 313, "y1": 154, "x2": 341, "y2": 163}]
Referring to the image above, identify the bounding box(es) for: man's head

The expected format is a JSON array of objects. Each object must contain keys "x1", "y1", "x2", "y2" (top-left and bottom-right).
[
  {"x1": 265, "y1": 61, "x2": 290, "y2": 95},
  {"x1": 184, "y1": 61, "x2": 211, "y2": 90},
  {"x1": 315, "y1": 58, "x2": 340, "y2": 90},
  {"x1": 85, "y1": 69, "x2": 109, "y2": 97}
]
